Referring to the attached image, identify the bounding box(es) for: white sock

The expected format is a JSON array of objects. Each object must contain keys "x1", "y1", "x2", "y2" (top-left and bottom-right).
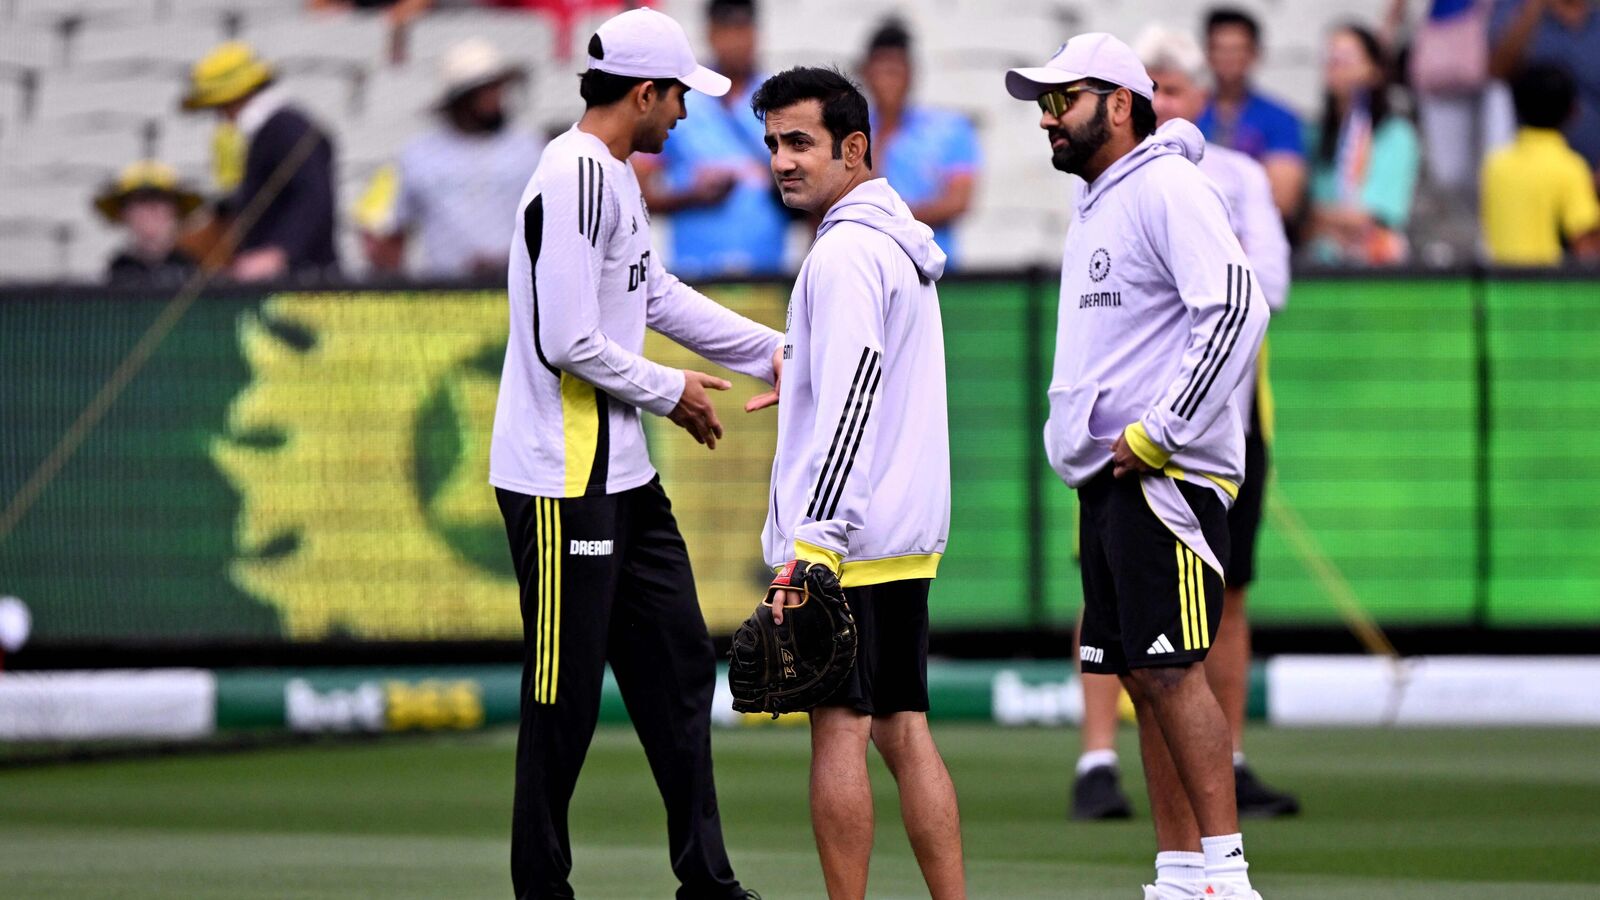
[
  {"x1": 1201, "y1": 832, "x2": 1252, "y2": 891},
  {"x1": 1154, "y1": 850, "x2": 1206, "y2": 898},
  {"x1": 1232, "y1": 751, "x2": 1247, "y2": 768},
  {"x1": 1076, "y1": 748, "x2": 1118, "y2": 776}
]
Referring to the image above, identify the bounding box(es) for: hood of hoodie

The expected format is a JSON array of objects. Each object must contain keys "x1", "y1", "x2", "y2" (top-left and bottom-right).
[
  {"x1": 817, "y1": 177, "x2": 947, "y2": 282},
  {"x1": 1078, "y1": 118, "x2": 1206, "y2": 219}
]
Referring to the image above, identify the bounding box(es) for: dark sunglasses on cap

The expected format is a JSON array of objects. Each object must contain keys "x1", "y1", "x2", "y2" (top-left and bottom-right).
[{"x1": 1036, "y1": 84, "x2": 1116, "y2": 117}]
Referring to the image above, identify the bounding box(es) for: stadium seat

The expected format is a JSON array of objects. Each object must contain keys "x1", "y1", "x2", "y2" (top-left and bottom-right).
[
  {"x1": 5, "y1": 0, "x2": 159, "y2": 28},
  {"x1": 1, "y1": 116, "x2": 148, "y2": 175},
  {"x1": 71, "y1": 19, "x2": 231, "y2": 69},
  {"x1": 244, "y1": 15, "x2": 388, "y2": 67},
  {"x1": 33, "y1": 68, "x2": 184, "y2": 122},
  {"x1": 0, "y1": 219, "x2": 78, "y2": 281},
  {"x1": 954, "y1": 205, "x2": 1068, "y2": 270}
]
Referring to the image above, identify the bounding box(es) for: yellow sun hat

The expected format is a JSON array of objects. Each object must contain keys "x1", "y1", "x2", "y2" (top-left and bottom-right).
[
  {"x1": 93, "y1": 160, "x2": 204, "y2": 222},
  {"x1": 182, "y1": 41, "x2": 275, "y2": 111}
]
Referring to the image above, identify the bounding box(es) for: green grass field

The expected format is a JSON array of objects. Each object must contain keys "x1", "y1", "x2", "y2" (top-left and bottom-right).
[{"x1": 2, "y1": 724, "x2": 1597, "y2": 899}]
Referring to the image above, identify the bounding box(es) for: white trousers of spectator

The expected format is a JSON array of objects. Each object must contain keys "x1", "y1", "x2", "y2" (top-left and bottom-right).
[{"x1": 1417, "y1": 80, "x2": 1517, "y2": 195}]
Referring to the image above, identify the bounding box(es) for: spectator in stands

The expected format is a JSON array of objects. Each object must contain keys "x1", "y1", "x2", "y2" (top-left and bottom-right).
[
  {"x1": 1200, "y1": 7, "x2": 1309, "y2": 219},
  {"x1": 1304, "y1": 23, "x2": 1421, "y2": 265},
  {"x1": 1482, "y1": 63, "x2": 1600, "y2": 262},
  {"x1": 1490, "y1": 0, "x2": 1600, "y2": 172},
  {"x1": 356, "y1": 39, "x2": 544, "y2": 279},
  {"x1": 634, "y1": 0, "x2": 790, "y2": 277},
  {"x1": 1388, "y1": 0, "x2": 1514, "y2": 196},
  {"x1": 182, "y1": 42, "x2": 339, "y2": 282},
  {"x1": 858, "y1": 18, "x2": 979, "y2": 267},
  {"x1": 93, "y1": 161, "x2": 202, "y2": 287}
]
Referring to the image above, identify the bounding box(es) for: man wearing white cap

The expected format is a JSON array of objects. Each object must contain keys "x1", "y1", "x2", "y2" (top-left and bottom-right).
[
  {"x1": 359, "y1": 39, "x2": 545, "y2": 278},
  {"x1": 1006, "y1": 33, "x2": 1268, "y2": 900},
  {"x1": 1070, "y1": 25, "x2": 1299, "y2": 825},
  {"x1": 489, "y1": 9, "x2": 778, "y2": 899}
]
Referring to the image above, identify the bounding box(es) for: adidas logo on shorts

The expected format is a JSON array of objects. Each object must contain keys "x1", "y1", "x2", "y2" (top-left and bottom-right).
[{"x1": 1147, "y1": 634, "x2": 1175, "y2": 655}]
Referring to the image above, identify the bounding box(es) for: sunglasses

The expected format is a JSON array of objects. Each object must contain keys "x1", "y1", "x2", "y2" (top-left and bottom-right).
[{"x1": 1036, "y1": 84, "x2": 1116, "y2": 117}]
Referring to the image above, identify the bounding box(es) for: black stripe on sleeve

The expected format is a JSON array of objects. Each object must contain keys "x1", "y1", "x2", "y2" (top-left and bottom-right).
[
  {"x1": 1171, "y1": 263, "x2": 1236, "y2": 416},
  {"x1": 1180, "y1": 267, "x2": 1252, "y2": 420},
  {"x1": 809, "y1": 349, "x2": 882, "y2": 521},
  {"x1": 577, "y1": 159, "x2": 587, "y2": 239},
  {"x1": 588, "y1": 160, "x2": 603, "y2": 247},
  {"x1": 805, "y1": 348, "x2": 874, "y2": 519},
  {"x1": 821, "y1": 361, "x2": 884, "y2": 521},
  {"x1": 1177, "y1": 264, "x2": 1246, "y2": 417},
  {"x1": 523, "y1": 196, "x2": 559, "y2": 377}
]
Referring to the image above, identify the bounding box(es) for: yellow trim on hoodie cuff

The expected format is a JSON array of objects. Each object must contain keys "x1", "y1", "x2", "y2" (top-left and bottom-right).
[
  {"x1": 1125, "y1": 421, "x2": 1172, "y2": 469},
  {"x1": 839, "y1": 553, "x2": 943, "y2": 588},
  {"x1": 785, "y1": 546, "x2": 944, "y2": 588},
  {"x1": 793, "y1": 540, "x2": 843, "y2": 574}
]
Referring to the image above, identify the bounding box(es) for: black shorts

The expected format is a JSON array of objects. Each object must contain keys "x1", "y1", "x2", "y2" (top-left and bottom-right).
[
  {"x1": 819, "y1": 578, "x2": 931, "y2": 716},
  {"x1": 1228, "y1": 416, "x2": 1270, "y2": 588},
  {"x1": 1077, "y1": 468, "x2": 1229, "y2": 675}
]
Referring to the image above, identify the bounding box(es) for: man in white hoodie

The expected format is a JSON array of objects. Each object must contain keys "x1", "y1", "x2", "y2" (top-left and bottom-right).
[
  {"x1": 1070, "y1": 26, "x2": 1299, "y2": 825},
  {"x1": 749, "y1": 66, "x2": 965, "y2": 900},
  {"x1": 1006, "y1": 34, "x2": 1268, "y2": 900}
]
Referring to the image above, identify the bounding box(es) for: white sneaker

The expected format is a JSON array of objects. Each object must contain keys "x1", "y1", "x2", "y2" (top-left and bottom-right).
[{"x1": 1142, "y1": 885, "x2": 1209, "y2": 899}]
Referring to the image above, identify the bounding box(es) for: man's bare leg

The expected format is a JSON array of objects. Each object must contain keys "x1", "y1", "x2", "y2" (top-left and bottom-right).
[
  {"x1": 810, "y1": 706, "x2": 874, "y2": 900},
  {"x1": 1123, "y1": 664, "x2": 1238, "y2": 838},
  {"x1": 1206, "y1": 587, "x2": 1251, "y2": 751},
  {"x1": 1121, "y1": 673, "x2": 1201, "y2": 851},
  {"x1": 870, "y1": 712, "x2": 966, "y2": 899}
]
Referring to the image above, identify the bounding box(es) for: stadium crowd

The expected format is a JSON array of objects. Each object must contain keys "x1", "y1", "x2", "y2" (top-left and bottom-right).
[{"x1": 32, "y1": 0, "x2": 1600, "y2": 284}]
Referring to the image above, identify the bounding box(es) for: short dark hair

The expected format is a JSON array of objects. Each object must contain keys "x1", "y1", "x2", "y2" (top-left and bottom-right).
[
  {"x1": 750, "y1": 66, "x2": 874, "y2": 169},
  {"x1": 1085, "y1": 78, "x2": 1158, "y2": 139},
  {"x1": 707, "y1": 0, "x2": 754, "y2": 25},
  {"x1": 1206, "y1": 7, "x2": 1261, "y2": 45},
  {"x1": 866, "y1": 17, "x2": 912, "y2": 56},
  {"x1": 1511, "y1": 63, "x2": 1577, "y2": 130}
]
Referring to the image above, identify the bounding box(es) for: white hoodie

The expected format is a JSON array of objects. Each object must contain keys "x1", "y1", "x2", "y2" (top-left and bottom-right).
[
  {"x1": 762, "y1": 178, "x2": 950, "y2": 587},
  {"x1": 1045, "y1": 120, "x2": 1269, "y2": 573}
]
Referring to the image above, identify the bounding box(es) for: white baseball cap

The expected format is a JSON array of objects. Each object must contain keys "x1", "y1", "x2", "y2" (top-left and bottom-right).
[
  {"x1": 587, "y1": 8, "x2": 731, "y2": 98},
  {"x1": 1006, "y1": 32, "x2": 1155, "y2": 102}
]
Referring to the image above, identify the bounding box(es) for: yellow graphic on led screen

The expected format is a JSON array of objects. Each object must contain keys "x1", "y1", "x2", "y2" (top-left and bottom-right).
[{"x1": 213, "y1": 293, "x2": 519, "y2": 640}]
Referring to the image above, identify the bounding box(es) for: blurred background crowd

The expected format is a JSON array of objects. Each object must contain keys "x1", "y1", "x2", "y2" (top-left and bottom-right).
[{"x1": 1, "y1": 0, "x2": 1597, "y2": 286}]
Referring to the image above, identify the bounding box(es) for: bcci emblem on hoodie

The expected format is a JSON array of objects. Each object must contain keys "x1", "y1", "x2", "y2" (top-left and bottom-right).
[{"x1": 1089, "y1": 248, "x2": 1111, "y2": 282}]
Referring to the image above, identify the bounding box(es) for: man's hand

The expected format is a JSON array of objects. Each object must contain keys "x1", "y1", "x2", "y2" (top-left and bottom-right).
[
  {"x1": 745, "y1": 345, "x2": 784, "y2": 412},
  {"x1": 1111, "y1": 432, "x2": 1157, "y2": 479},
  {"x1": 668, "y1": 370, "x2": 731, "y2": 448},
  {"x1": 768, "y1": 587, "x2": 803, "y2": 624},
  {"x1": 231, "y1": 247, "x2": 288, "y2": 282},
  {"x1": 687, "y1": 169, "x2": 738, "y2": 208}
]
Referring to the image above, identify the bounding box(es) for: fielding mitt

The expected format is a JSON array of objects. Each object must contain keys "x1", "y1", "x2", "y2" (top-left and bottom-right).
[{"x1": 728, "y1": 560, "x2": 857, "y2": 716}]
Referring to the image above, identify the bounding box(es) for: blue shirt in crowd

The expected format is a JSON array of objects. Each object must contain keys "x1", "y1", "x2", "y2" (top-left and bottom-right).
[
  {"x1": 871, "y1": 106, "x2": 980, "y2": 267},
  {"x1": 654, "y1": 78, "x2": 788, "y2": 278},
  {"x1": 1197, "y1": 90, "x2": 1307, "y2": 162},
  {"x1": 1491, "y1": 0, "x2": 1600, "y2": 168}
]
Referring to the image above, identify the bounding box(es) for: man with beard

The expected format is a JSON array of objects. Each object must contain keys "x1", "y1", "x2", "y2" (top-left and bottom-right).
[
  {"x1": 358, "y1": 39, "x2": 546, "y2": 278},
  {"x1": 490, "y1": 9, "x2": 777, "y2": 899},
  {"x1": 1068, "y1": 25, "x2": 1298, "y2": 825},
  {"x1": 1005, "y1": 33, "x2": 1268, "y2": 900}
]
